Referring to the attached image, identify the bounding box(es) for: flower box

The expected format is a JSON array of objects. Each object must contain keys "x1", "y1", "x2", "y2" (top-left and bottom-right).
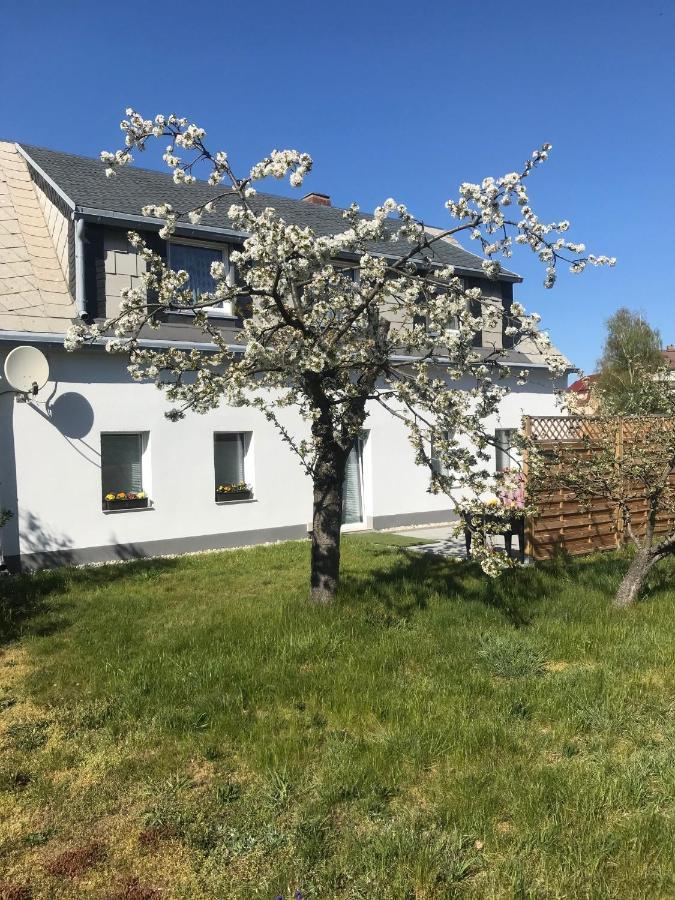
[
  {"x1": 103, "y1": 493, "x2": 149, "y2": 511},
  {"x1": 215, "y1": 488, "x2": 253, "y2": 503}
]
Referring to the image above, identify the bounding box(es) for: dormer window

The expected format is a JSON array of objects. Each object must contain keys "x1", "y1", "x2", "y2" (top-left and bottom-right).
[{"x1": 167, "y1": 240, "x2": 233, "y2": 316}]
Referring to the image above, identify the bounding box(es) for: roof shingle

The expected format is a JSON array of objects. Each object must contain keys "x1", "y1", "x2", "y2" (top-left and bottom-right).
[
  {"x1": 0, "y1": 142, "x2": 75, "y2": 333},
  {"x1": 19, "y1": 143, "x2": 519, "y2": 281}
]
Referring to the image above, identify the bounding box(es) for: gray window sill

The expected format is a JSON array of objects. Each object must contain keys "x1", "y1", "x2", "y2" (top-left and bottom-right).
[
  {"x1": 215, "y1": 498, "x2": 257, "y2": 506},
  {"x1": 102, "y1": 505, "x2": 155, "y2": 515}
]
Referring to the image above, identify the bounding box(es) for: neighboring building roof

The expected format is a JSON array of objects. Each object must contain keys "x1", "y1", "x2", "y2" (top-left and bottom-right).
[
  {"x1": 568, "y1": 373, "x2": 599, "y2": 394},
  {"x1": 663, "y1": 346, "x2": 675, "y2": 370},
  {"x1": 18, "y1": 143, "x2": 521, "y2": 281},
  {"x1": 0, "y1": 141, "x2": 76, "y2": 333},
  {"x1": 566, "y1": 373, "x2": 599, "y2": 413}
]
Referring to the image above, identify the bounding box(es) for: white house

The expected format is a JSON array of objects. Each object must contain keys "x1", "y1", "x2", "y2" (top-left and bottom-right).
[{"x1": 0, "y1": 141, "x2": 568, "y2": 571}]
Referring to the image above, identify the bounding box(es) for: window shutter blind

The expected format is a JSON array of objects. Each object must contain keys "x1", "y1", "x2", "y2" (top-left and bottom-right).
[
  {"x1": 342, "y1": 440, "x2": 363, "y2": 524},
  {"x1": 214, "y1": 434, "x2": 245, "y2": 485},
  {"x1": 129, "y1": 452, "x2": 142, "y2": 492},
  {"x1": 101, "y1": 433, "x2": 143, "y2": 494}
]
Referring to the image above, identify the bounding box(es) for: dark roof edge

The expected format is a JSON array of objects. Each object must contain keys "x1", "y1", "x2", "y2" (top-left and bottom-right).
[
  {"x1": 77, "y1": 207, "x2": 246, "y2": 243},
  {"x1": 0, "y1": 330, "x2": 562, "y2": 372},
  {"x1": 15, "y1": 143, "x2": 75, "y2": 211},
  {"x1": 77, "y1": 207, "x2": 522, "y2": 282},
  {"x1": 0, "y1": 329, "x2": 244, "y2": 354}
]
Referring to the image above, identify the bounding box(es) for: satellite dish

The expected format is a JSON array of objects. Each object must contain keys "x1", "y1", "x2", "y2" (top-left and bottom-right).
[{"x1": 4, "y1": 346, "x2": 49, "y2": 395}]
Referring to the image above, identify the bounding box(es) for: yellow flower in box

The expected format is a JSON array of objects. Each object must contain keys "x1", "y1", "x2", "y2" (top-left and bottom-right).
[
  {"x1": 137, "y1": 491, "x2": 146, "y2": 500},
  {"x1": 105, "y1": 493, "x2": 116, "y2": 501}
]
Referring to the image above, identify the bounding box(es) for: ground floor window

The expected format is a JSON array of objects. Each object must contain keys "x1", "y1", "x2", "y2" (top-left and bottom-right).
[
  {"x1": 101, "y1": 432, "x2": 148, "y2": 509},
  {"x1": 342, "y1": 436, "x2": 365, "y2": 525},
  {"x1": 430, "y1": 429, "x2": 456, "y2": 475},
  {"x1": 214, "y1": 432, "x2": 253, "y2": 501},
  {"x1": 495, "y1": 428, "x2": 517, "y2": 472}
]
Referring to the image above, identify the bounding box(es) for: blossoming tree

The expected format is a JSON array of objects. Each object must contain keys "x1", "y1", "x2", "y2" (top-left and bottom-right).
[{"x1": 67, "y1": 111, "x2": 614, "y2": 602}]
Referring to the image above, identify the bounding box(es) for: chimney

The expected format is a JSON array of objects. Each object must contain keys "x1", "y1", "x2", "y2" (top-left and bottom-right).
[{"x1": 302, "y1": 192, "x2": 331, "y2": 206}]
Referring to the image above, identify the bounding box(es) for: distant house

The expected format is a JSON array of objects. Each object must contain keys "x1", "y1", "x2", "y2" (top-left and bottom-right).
[
  {"x1": 567, "y1": 374, "x2": 600, "y2": 414},
  {"x1": 0, "y1": 141, "x2": 570, "y2": 571},
  {"x1": 663, "y1": 346, "x2": 675, "y2": 372}
]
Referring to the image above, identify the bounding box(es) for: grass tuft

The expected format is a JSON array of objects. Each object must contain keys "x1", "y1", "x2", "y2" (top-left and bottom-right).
[{"x1": 477, "y1": 631, "x2": 547, "y2": 678}]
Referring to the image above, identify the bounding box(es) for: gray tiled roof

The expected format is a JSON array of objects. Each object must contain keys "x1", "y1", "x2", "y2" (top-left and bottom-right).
[{"x1": 19, "y1": 143, "x2": 520, "y2": 281}]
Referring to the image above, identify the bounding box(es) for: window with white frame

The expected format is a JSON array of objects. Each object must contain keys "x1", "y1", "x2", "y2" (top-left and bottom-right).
[
  {"x1": 214, "y1": 432, "x2": 253, "y2": 501},
  {"x1": 167, "y1": 241, "x2": 233, "y2": 315},
  {"x1": 495, "y1": 428, "x2": 517, "y2": 472},
  {"x1": 430, "y1": 429, "x2": 456, "y2": 475},
  {"x1": 101, "y1": 432, "x2": 149, "y2": 508},
  {"x1": 342, "y1": 434, "x2": 366, "y2": 525}
]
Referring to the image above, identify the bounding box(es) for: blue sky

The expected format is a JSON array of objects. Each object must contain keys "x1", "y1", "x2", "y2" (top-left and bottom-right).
[{"x1": 3, "y1": 0, "x2": 673, "y2": 373}]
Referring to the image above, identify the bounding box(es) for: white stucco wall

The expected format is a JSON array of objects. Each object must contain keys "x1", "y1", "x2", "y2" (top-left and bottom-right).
[
  {"x1": 0, "y1": 345, "x2": 565, "y2": 567},
  {"x1": 364, "y1": 367, "x2": 566, "y2": 522}
]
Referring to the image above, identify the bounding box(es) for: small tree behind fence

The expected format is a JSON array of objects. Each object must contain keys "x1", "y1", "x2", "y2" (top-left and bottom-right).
[{"x1": 523, "y1": 415, "x2": 675, "y2": 562}]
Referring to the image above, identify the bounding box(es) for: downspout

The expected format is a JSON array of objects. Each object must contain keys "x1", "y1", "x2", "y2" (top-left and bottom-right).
[{"x1": 73, "y1": 214, "x2": 89, "y2": 321}]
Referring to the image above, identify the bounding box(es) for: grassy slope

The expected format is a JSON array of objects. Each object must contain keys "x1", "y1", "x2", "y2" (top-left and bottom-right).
[{"x1": 1, "y1": 537, "x2": 675, "y2": 898}]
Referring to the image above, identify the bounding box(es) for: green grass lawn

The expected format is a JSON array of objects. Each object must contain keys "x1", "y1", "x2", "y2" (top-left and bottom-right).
[{"x1": 1, "y1": 537, "x2": 675, "y2": 898}]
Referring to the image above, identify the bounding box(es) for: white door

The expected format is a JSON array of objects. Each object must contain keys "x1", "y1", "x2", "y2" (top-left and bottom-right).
[{"x1": 342, "y1": 437, "x2": 365, "y2": 528}]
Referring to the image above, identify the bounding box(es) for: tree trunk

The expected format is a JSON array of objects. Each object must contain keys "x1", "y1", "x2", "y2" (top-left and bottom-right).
[
  {"x1": 614, "y1": 548, "x2": 655, "y2": 608},
  {"x1": 310, "y1": 443, "x2": 348, "y2": 604}
]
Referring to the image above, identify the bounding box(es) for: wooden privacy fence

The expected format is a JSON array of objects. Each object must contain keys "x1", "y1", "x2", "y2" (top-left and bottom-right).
[{"x1": 522, "y1": 415, "x2": 675, "y2": 560}]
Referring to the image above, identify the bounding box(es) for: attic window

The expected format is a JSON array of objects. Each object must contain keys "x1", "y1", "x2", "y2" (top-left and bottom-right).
[{"x1": 167, "y1": 241, "x2": 233, "y2": 315}]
